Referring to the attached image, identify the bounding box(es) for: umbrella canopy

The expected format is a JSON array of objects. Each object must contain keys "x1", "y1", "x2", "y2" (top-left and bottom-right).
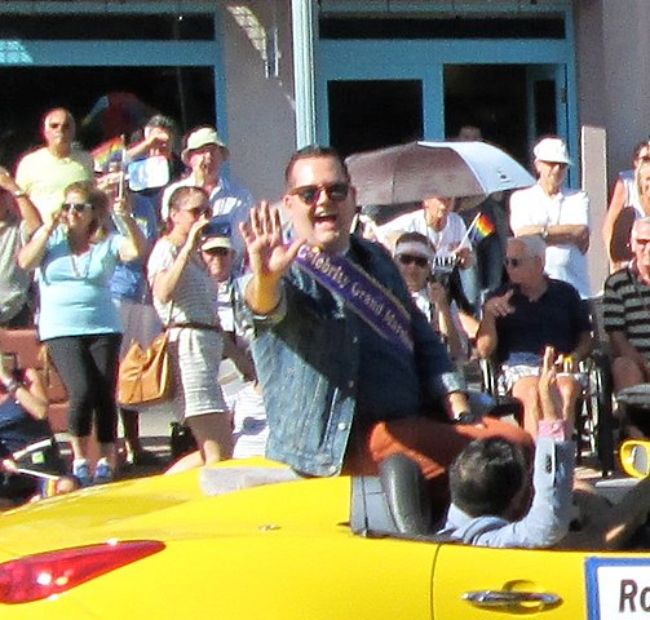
[{"x1": 346, "y1": 141, "x2": 535, "y2": 206}]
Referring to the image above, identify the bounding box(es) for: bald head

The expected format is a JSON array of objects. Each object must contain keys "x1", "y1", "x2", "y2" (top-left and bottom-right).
[{"x1": 42, "y1": 108, "x2": 75, "y2": 156}]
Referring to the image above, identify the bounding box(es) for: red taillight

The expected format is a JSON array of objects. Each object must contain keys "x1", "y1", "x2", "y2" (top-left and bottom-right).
[{"x1": 0, "y1": 540, "x2": 165, "y2": 604}]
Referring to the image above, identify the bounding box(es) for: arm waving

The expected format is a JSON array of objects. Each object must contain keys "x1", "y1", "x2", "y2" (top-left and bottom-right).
[{"x1": 240, "y1": 201, "x2": 304, "y2": 315}]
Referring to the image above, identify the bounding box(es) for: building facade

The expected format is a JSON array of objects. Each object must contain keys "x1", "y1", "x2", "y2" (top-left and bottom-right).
[{"x1": 0, "y1": 0, "x2": 645, "y2": 288}]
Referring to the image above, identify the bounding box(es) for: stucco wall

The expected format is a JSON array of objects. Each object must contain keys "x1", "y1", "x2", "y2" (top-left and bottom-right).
[
  {"x1": 222, "y1": 1, "x2": 297, "y2": 203},
  {"x1": 576, "y1": 0, "x2": 650, "y2": 185}
]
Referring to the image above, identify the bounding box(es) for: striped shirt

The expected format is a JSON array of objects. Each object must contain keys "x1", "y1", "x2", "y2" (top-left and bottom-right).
[
  {"x1": 147, "y1": 237, "x2": 218, "y2": 327},
  {"x1": 603, "y1": 265, "x2": 650, "y2": 359}
]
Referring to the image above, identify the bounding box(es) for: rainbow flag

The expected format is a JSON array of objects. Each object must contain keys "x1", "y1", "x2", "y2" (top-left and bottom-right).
[
  {"x1": 469, "y1": 212, "x2": 496, "y2": 244},
  {"x1": 92, "y1": 136, "x2": 125, "y2": 173}
]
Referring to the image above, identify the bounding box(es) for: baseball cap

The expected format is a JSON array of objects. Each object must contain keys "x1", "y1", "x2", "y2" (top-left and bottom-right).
[
  {"x1": 181, "y1": 127, "x2": 228, "y2": 164},
  {"x1": 201, "y1": 236, "x2": 233, "y2": 252},
  {"x1": 533, "y1": 137, "x2": 572, "y2": 166}
]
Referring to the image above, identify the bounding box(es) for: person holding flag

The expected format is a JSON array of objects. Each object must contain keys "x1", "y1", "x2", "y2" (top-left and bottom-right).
[{"x1": 459, "y1": 195, "x2": 510, "y2": 306}]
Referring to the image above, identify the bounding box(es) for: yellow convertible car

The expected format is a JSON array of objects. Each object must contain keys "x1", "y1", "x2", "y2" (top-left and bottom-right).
[{"x1": 0, "y1": 456, "x2": 646, "y2": 619}]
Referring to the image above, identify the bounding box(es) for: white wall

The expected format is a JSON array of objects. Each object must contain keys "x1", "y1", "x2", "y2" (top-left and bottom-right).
[
  {"x1": 577, "y1": 0, "x2": 650, "y2": 184},
  {"x1": 222, "y1": 1, "x2": 297, "y2": 203}
]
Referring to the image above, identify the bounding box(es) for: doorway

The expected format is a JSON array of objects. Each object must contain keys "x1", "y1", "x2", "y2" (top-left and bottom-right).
[
  {"x1": 328, "y1": 79, "x2": 423, "y2": 159},
  {"x1": 0, "y1": 66, "x2": 215, "y2": 171},
  {"x1": 443, "y1": 63, "x2": 564, "y2": 166},
  {"x1": 318, "y1": 36, "x2": 576, "y2": 176}
]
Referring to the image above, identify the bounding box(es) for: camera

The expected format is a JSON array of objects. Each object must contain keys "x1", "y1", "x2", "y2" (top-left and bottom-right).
[
  {"x1": 202, "y1": 216, "x2": 231, "y2": 238},
  {"x1": 429, "y1": 255, "x2": 460, "y2": 287}
]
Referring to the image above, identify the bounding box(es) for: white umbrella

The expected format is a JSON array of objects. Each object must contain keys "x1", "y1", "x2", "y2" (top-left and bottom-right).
[{"x1": 346, "y1": 140, "x2": 535, "y2": 206}]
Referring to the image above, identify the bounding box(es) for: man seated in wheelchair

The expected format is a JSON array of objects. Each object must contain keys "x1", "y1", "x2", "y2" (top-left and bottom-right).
[
  {"x1": 604, "y1": 217, "x2": 650, "y2": 437},
  {"x1": 0, "y1": 351, "x2": 65, "y2": 505},
  {"x1": 476, "y1": 235, "x2": 592, "y2": 437}
]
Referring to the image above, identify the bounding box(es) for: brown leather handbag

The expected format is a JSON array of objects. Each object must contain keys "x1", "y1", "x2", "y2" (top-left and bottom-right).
[{"x1": 117, "y1": 330, "x2": 171, "y2": 407}]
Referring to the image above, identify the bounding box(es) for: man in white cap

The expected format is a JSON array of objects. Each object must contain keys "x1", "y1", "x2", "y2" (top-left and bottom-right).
[
  {"x1": 161, "y1": 125, "x2": 253, "y2": 274},
  {"x1": 509, "y1": 136, "x2": 591, "y2": 299}
]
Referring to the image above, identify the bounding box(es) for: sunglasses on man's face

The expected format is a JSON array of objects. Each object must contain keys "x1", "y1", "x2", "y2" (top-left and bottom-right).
[
  {"x1": 397, "y1": 253, "x2": 429, "y2": 268},
  {"x1": 203, "y1": 247, "x2": 231, "y2": 257},
  {"x1": 288, "y1": 182, "x2": 350, "y2": 206},
  {"x1": 48, "y1": 122, "x2": 71, "y2": 130},
  {"x1": 504, "y1": 256, "x2": 532, "y2": 268},
  {"x1": 61, "y1": 202, "x2": 93, "y2": 214}
]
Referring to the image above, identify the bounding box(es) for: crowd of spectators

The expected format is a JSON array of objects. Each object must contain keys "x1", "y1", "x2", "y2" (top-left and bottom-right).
[
  {"x1": 0, "y1": 107, "x2": 261, "y2": 496},
  {"x1": 3, "y1": 104, "x2": 650, "y2": 545}
]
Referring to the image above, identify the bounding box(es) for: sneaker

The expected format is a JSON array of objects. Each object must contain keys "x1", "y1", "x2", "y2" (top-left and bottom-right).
[
  {"x1": 93, "y1": 460, "x2": 114, "y2": 485},
  {"x1": 72, "y1": 459, "x2": 92, "y2": 487}
]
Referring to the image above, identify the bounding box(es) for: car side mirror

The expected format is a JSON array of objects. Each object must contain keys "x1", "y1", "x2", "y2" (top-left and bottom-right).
[{"x1": 620, "y1": 440, "x2": 650, "y2": 478}]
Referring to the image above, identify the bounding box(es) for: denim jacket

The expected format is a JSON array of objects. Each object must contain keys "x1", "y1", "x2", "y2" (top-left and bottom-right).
[{"x1": 245, "y1": 237, "x2": 466, "y2": 477}]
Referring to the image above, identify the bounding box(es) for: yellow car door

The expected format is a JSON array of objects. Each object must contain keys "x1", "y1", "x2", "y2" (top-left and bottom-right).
[{"x1": 432, "y1": 544, "x2": 588, "y2": 618}]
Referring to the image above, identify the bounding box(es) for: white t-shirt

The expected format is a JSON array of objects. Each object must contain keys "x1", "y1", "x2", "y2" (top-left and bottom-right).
[
  {"x1": 509, "y1": 183, "x2": 591, "y2": 298},
  {"x1": 378, "y1": 210, "x2": 470, "y2": 259}
]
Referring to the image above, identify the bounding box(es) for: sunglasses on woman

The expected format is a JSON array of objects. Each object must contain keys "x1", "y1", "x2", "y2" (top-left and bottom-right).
[
  {"x1": 61, "y1": 202, "x2": 93, "y2": 213},
  {"x1": 397, "y1": 254, "x2": 429, "y2": 268},
  {"x1": 288, "y1": 182, "x2": 350, "y2": 206}
]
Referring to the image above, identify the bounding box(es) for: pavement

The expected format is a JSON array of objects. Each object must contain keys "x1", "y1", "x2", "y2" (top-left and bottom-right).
[
  {"x1": 51, "y1": 360, "x2": 619, "y2": 483},
  {"x1": 58, "y1": 360, "x2": 248, "y2": 481}
]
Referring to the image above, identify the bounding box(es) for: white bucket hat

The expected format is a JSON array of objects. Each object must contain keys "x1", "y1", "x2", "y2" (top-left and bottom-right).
[{"x1": 181, "y1": 127, "x2": 228, "y2": 164}]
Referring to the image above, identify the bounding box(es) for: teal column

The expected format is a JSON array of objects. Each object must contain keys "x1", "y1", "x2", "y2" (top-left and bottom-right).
[{"x1": 291, "y1": 0, "x2": 316, "y2": 147}]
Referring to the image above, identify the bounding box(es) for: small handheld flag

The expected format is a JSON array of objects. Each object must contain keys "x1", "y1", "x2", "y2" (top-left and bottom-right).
[
  {"x1": 468, "y1": 212, "x2": 496, "y2": 244},
  {"x1": 92, "y1": 136, "x2": 126, "y2": 173}
]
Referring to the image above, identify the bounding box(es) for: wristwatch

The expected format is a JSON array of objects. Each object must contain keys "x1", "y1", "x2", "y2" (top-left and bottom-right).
[
  {"x1": 3, "y1": 378, "x2": 20, "y2": 395},
  {"x1": 13, "y1": 189, "x2": 26, "y2": 199},
  {"x1": 541, "y1": 224, "x2": 549, "y2": 240},
  {"x1": 455, "y1": 411, "x2": 482, "y2": 425}
]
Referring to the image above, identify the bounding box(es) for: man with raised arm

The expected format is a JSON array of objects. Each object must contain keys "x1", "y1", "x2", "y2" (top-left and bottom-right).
[
  {"x1": 440, "y1": 346, "x2": 575, "y2": 548},
  {"x1": 239, "y1": 145, "x2": 530, "y2": 501}
]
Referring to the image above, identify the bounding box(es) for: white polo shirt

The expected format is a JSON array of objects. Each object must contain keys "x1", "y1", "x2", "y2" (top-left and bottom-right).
[{"x1": 510, "y1": 183, "x2": 591, "y2": 298}]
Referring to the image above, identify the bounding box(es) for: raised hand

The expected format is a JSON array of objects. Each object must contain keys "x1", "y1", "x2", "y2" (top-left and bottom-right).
[
  {"x1": 240, "y1": 201, "x2": 303, "y2": 284},
  {"x1": 112, "y1": 192, "x2": 133, "y2": 218},
  {"x1": 240, "y1": 201, "x2": 304, "y2": 315},
  {"x1": 484, "y1": 288, "x2": 515, "y2": 318},
  {"x1": 427, "y1": 281, "x2": 449, "y2": 308},
  {"x1": 0, "y1": 167, "x2": 19, "y2": 193},
  {"x1": 539, "y1": 346, "x2": 560, "y2": 421},
  {"x1": 186, "y1": 212, "x2": 210, "y2": 252}
]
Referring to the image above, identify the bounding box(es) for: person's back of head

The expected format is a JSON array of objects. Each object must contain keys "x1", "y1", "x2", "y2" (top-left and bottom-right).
[{"x1": 449, "y1": 437, "x2": 527, "y2": 519}]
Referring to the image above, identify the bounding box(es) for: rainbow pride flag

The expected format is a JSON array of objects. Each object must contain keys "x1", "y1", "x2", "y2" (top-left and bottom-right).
[
  {"x1": 468, "y1": 212, "x2": 496, "y2": 244},
  {"x1": 92, "y1": 136, "x2": 125, "y2": 173}
]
